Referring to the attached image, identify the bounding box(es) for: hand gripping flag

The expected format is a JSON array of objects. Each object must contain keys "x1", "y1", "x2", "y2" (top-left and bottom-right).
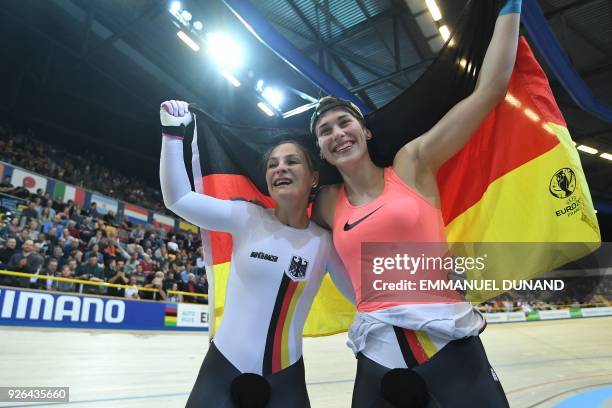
[{"x1": 187, "y1": 0, "x2": 599, "y2": 337}]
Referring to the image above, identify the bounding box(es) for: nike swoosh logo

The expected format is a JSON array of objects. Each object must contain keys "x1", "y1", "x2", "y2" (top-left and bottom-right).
[{"x1": 343, "y1": 205, "x2": 384, "y2": 231}]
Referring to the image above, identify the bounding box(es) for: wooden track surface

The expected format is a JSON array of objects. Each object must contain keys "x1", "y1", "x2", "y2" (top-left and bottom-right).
[{"x1": 0, "y1": 317, "x2": 611, "y2": 407}]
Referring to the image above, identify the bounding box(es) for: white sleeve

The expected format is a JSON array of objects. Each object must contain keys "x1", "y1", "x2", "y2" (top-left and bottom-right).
[
  {"x1": 325, "y1": 242, "x2": 356, "y2": 304},
  {"x1": 159, "y1": 136, "x2": 248, "y2": 234}
]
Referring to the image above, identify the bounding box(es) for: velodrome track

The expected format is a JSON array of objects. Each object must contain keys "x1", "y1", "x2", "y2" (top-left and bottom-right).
[{"x1": 1, "y1": 317, "x2": 611, "y2": 407}]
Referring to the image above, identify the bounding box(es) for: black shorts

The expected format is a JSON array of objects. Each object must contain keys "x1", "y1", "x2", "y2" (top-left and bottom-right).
[
  {"x1": 186, "y1": 342, "x2": 310, "y2": 408},
  {"x1": 352, "y1": 335, "x2": 509, "y2": 408}
]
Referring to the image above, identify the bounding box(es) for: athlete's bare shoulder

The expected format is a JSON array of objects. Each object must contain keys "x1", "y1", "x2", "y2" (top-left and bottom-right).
[
  {"x1": 393, "y1": 137, "x2": 440, "y2": 206},
  {"x1": 393, "y1": 138, "x2": 421, "y2": 186},
  {"x1": 312, "y1": 184, "x2": 341, "y2": 230}
]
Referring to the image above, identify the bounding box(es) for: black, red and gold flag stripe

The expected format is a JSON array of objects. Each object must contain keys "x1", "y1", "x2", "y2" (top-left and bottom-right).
[{"x1": 263, "y1": 275, "x2": 307, "y2": 375}]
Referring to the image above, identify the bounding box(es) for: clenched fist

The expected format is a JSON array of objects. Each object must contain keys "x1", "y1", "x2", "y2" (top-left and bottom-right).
[{"x1": 160, "y1": 100, "x2": 192, "y2": 138}]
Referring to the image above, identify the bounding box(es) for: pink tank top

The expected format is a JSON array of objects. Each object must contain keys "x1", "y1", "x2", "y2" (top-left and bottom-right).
[{"x1": 333, "y1": 167, "x2": 448, "y2": 312}]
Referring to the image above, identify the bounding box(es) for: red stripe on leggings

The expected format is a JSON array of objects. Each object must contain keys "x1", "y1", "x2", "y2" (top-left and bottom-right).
[{"x1": 403, "y1": 329, "x2": 430, "y2": 365}]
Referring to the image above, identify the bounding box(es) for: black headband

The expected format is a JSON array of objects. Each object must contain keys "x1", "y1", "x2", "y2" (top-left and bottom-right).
[{"x1": 310, "y1": 97, "x2": 365, "y2": 136}]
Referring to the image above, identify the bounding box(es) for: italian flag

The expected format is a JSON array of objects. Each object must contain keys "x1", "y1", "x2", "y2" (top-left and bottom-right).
[{"x1": 53, "y1": 181, "x2": 86, "y2": 206}]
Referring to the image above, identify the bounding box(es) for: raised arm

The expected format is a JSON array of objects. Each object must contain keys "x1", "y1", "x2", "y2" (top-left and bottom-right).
[
  {"x1": 326, "y1": 243, "x2": 355, "y2": 304},
  {"x1": 395, "y1": 0, "x2": 521, "y2": 173},
  {"x1": 159, "y1": 100, "x2": 248, "y2": 233}
]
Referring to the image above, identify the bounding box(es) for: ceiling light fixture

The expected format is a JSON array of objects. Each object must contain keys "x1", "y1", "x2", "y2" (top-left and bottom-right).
[
  {"x1": 257, "y1": 102, "x2": 275, "y2": 117},
  {"x1": 221, "y1": 70, "x2": 240, "y2": 87},
  {"x1": 177, "y1": 31, "x2": 200, "y2": 52},
  {"x1": 577, "y1": 145, "x2": 598, "y2": 154},
  {"x1": 439, "y1": 25, "x2": 450, "y2": 41},
  {"x1": 425, "y1": 0, "x2": 443, "y2": 21}
]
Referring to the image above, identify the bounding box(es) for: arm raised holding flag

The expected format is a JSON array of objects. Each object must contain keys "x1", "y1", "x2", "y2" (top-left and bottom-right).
[
  {"x1": 394, "y1": 0, "x2": 522, "y2": 204},
  {"x1": 309, "y1": 1, "x2": 522, "y2": 407}
]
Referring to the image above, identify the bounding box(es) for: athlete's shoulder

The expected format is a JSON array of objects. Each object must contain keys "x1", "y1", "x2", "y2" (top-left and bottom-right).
[
  {"x1": 313, "y1": 184, "x2": 341, "y2": 229},
  {"x1": 307, "y1": 219, "x2": 332, "y2": 240},
  {"x1": 319, "y1": 183, "x2": 341, "y2": 197},
  {"x1": 227, "y1": 198, "x2": 268, "y2": 224}
]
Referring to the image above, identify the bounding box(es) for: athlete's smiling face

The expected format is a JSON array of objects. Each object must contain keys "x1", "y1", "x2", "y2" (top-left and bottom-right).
[
  {"x1": 265, "y1": 142, "x2": 318, "y2": 205},
  {"x1": 315, "y1": 108, "x2": 372, "y2": 167}
]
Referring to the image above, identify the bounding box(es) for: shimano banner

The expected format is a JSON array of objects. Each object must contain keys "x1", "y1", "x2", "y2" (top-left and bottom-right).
[{"x1": 0, "y1": 288, "x2": 208, "y2": 331}]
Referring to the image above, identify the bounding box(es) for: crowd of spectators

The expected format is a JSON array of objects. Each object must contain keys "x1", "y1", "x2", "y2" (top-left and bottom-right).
[
  {"x1": 479, "y1": 276, "x2": 612, "y2": 313},
  {"x1": 0, "y1": 123, "x2": 166, "y2": 213},
  {"x1": 1, "y1": 192, "x2": 610, "y2": 308},
  {"x1": 0, "y1": 189, "x2": 208, "y2": 304}
]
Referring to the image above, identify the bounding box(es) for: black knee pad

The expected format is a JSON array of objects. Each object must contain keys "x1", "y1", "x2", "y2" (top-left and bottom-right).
[
  {"x1": 380, "y1": 368, "x2": 429, "y2": 408},
  {"x1": 230, "y1": 373, "x2": 271, "y2": 408}
]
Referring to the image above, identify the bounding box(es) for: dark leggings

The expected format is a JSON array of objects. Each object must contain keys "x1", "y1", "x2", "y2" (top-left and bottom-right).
[
  {"x1": 352, "y1": 336, "x2": 509, "y2": 408},
  {"x1": 186, "y1": 342, "x2": 310, "y2": 408}
]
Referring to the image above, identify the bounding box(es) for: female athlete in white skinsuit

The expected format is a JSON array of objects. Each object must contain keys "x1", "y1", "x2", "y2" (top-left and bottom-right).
[{"x1": 159, "y1": 100, "x2": 354, "y2": 408}]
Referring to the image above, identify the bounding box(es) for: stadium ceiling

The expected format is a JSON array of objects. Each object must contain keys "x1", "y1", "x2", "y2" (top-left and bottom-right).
[{"x1": 0, "y1": 0, "x2": 610, "y2": 202}]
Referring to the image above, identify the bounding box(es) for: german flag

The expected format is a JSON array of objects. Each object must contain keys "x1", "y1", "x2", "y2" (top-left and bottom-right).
[
  {"x1": 189, "y1": 1, "x2": 599, "y2": 336},
  {"x1": 437, "y1": 38, "x2": 600, "y2": 301},
  {"x1": 164, "y1": 305, "x2": 177, "y2": 327}
]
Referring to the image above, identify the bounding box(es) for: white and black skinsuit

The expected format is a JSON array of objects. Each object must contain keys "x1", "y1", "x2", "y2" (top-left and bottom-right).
[{"x1": 160, "y1": 134, "x2": 354, "y2": 407}]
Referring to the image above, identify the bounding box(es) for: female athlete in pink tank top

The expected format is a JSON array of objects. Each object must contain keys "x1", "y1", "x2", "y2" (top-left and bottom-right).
[
  {"x1": 332, "y1": 166, "x2": 449, "y2": 313},
  {"x1": 311, "y1": 2, "x2": 522, "y2": 406}
]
